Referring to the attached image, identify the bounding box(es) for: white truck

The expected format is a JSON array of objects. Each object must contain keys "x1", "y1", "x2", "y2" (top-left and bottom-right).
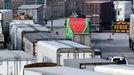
[
  {"x1": 129, "y1": 14, "x2": 134, "y2": 50},
  {"x1": 0, "y1": 50, "x2": 35, "y2": 75},
  {"x1": 94, "y1": 65, "x2": 134, "y2": 75},
  {"x1": 9, "y1": 23, "x2": 50, "y2": 50},
  {"x1": 23, "y1": 32, "x2": 65, "y2": 55},
  {"x1": 36, "y1": 40, "x2": 93, "y2": 65},
  {"x1": 21, "y1": 63, "x2": 111, "y2": 75},
  {"x1": 113, "y1": 1, "x2": 132, "y2": 22}
]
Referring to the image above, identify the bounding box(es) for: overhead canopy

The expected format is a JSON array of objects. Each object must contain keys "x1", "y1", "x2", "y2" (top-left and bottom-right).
[
  {"x1": 0, "y1": 50, "x2": 34, "y2": 61},
  {"x1": 25, "y1": 66, "x2": 110, "y2": 75},
  {"x1": 37, "y1": 40, "x2": 92, "y2": 51}
]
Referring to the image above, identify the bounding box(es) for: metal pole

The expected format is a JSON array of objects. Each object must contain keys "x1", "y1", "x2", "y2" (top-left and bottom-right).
[
  {"x1": 64, "y1": 0, "x2": 67, "y2": 17},
  {"x1": 7, "y1": 61, "x2": 8, "y2": 75},
  {"x1": 51, "y1": 1, "x2": 54, "y2": 31},
  {"x1": 35, "y1": 0, "x2": 37, "y2": 4},
  {"x1": 3, "y1": 0, "x2": 5, "y2": 9}
]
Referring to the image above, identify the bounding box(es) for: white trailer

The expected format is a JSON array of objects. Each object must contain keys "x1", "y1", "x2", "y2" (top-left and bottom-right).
[
  {"x1": 0, "y1": 50, "x2": 35, "y2": 75},
  {"x1": 94, "y1": 65, "x2": 134, "y2": 75},
  {"x1": 114, "y1": 1, "x2": 132, "y2": 21},
  {"x1": 22, "y1": 63, "x2": 111, "y2": 75},
  {"x1": 129, "y1": 14, "x2": 134, "y2": 50},
  {"x1": 23, "y1": 32, "x2": 65, "y2": 55},
  {"x1": 9, "y1": 23, "x2": 50, "y2": 50},
  {"x1": 36, "y1": 40, "x2": 93, "y2": 65}
]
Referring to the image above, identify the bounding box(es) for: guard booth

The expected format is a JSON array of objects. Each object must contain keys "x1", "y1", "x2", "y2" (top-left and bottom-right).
[
  {"x1": 65, "y1": 17, "x2": 91, "y2": 46},
  {"x1": 16, "y1": 5, "x2": 44, "y2": 25}
]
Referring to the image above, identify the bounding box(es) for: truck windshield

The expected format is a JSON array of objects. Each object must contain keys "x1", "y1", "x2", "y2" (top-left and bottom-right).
[{"x1": 95, "y1": 51, "x2": 101, "y2": 55}]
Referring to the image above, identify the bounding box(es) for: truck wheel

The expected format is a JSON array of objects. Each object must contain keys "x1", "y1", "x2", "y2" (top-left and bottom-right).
[
  {"x1": 132, "y1": 42, "x2": 134, "y2": 51},
  {"x1": 129, "y1": 39, "x2": 132, "y2": 48}
]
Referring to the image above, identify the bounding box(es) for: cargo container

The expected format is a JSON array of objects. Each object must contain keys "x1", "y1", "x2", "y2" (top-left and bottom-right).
[
  {"x1": 129, "y1": 14, "x2": 134, "y2": 50},
  {"x1": 83, "y1": 1, "x2": 114, "y2": 31},
  {"x1": 94, "y1": 65, "x2": 134, "y2": 75},
  {"x1": 9, "y1": 23, "x2": 50, "y2": 50},
  {"x1": 22, "y1": 63, "x2": 110, "y2": 75},
  {"x1": 113, "y1": 1, "x2": 132, "y2": 22},
  {"x1": 0, "y1": 50, "x2": 35, "y2": 75},
  {"x1": 64, "y1": 58, "x2": 115, "y2": 70},
  {"x1": 36, "y1": 40, "x2": 93, "y2": 65},
  {"x1": 23, "y1": 32, "x2": 65, "y2": 55}
]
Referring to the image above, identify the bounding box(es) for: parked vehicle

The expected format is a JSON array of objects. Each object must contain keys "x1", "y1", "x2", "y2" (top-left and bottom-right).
[
  {"x1": 21, "y1": 63, "x2": 111, "y2": 75},
  {"x1": 94, "y1": 65, "x2": 134, "y2": 75},
  {"x1": 129, "y1": 14, "x2": 134, "y2": 50},
  {"x1": 113, "y1": 1, "x2": 132, "y2": 22},
  {"x1": 83, "y1": 1, "x2": 114, "y2": 31},
  {"x1": 36, "y1": 40, "x2": 93, "y2": 65},
  {"x1": 9, "y1": 23, "x2": 50, "y2": 50},
  {"x1": 23, "y1": 32, "x2": 65, "y2": 55},
  {"x1": 106, "y1": 56, "x2": 128, "y2": 64}
]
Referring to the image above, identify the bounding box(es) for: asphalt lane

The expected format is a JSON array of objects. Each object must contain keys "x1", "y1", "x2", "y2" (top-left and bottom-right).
[{"x1": 91, "y1": 33, "x2": 134, "y2": 64}]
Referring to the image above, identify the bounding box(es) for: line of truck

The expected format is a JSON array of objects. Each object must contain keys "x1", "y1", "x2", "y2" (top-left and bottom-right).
[{"x1": 0, "y1": 1, "x2": 133, "y2": 75}]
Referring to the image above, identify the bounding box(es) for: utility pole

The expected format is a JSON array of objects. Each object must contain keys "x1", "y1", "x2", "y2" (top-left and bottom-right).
[{"x1": 76, "y1": 0, "x2": 81, "y2": 15}]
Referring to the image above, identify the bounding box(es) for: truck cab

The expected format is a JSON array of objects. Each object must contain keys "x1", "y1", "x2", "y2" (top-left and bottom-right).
[
  {"x1": 106, "y1": 56, "x2": 128, "y2": 64},
  {"x1": 93, "y1": 49, "x2": 102, "y2": 58}
]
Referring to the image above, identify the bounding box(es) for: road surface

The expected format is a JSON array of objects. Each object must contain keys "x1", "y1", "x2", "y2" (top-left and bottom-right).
[{"x1": 91, "y1": 33, "x2": 134, "y2": 64}]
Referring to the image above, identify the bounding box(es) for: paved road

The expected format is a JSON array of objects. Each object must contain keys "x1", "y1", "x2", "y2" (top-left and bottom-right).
[{"x1": 91, "y1": 33, "x2": 134, "y2": 64}]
